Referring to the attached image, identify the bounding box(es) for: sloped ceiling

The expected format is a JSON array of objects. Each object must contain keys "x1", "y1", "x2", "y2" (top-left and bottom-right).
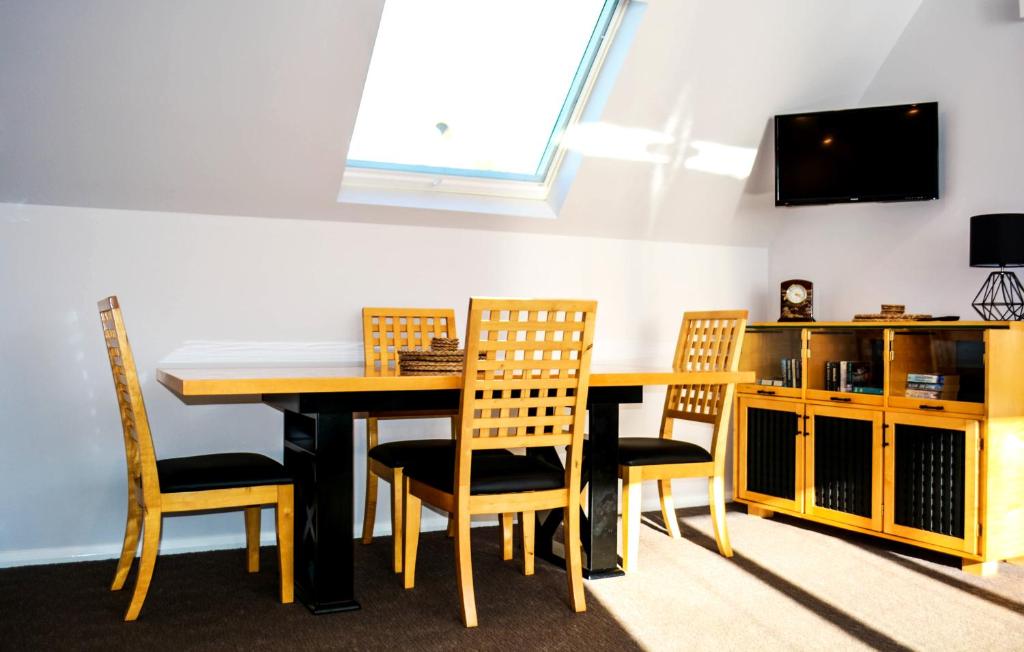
[{"x1": 0, "y1": 0, "x2": 921, "y2": 246}]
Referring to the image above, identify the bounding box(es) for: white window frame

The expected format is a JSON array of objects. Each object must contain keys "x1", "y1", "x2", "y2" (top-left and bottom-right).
[{"x1": 340, "y1": 0, "x2": 633, "y2": 212}]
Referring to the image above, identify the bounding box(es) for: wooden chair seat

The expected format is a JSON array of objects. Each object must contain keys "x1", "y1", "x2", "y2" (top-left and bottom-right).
[
  {"x1": 615, "y1": 438, "x2": 712, "y2": 466},
  {"x1": 405, "y1": 453, "x2": 564, "y2": 495},
  {"x1": 157, "y1": 453, "x2": 292, "y2": 493}
]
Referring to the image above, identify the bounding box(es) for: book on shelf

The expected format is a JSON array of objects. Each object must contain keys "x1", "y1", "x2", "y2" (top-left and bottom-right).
[
  {"x1": 904, "y1": 372, "x2": 960, "y2": 400},
  {"x1": 906, "y1": 381, "x2": 958, "y2": 392},
  {"x1": 779, "y1": 357, "x2": 802, "y2": 388},
  {"x1": 904, "y1": 388, "x2": 959, "y2": 400},
  {"x1": 852, "y1": 386, "x2": 883, "y2": 395},
  {"x1": 906, "y1": 373, "x2": 958, "y2": 384},
  {"x1": 823, "y1": 360, "x2": 877, "y2": 393}
]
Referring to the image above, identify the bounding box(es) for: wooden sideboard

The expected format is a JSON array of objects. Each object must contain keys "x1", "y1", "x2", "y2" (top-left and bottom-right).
[{"x1": 732, "y1": 321, "x2": 1024, "y2": 575}]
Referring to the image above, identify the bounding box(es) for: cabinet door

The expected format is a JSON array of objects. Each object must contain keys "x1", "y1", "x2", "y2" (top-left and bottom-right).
[
  {"x1": 736, "y1": 397, "x2": 805, "y2": 513},
  {"x1": 805, "y1": 405, "x2": 883, "y2": 530},
  {"x1": 883, "y1": 412, "x2": 980, "y2": 554}
]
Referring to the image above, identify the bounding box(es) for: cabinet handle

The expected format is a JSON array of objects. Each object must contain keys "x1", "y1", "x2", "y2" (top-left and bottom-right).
[
  {"x1": 757, "y1": 390, "x2": 777, "y2": 396},
  {"x1": 829, "y1": 396, "x2": 852, "y2": 403},
  {"x1": 919, "y1": 404, "x2": 945, "y2": 411}
]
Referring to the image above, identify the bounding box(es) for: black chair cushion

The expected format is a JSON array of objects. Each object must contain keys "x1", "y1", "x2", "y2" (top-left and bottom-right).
[
  {"x1": 368, "y1": 439, "x2": 457, "y2": 468},
  {"x1": 616, "y1": 437, "x2": 712, "y2": 467},
  {"x1": 405, "y1": 453, "x2": 565, "y2": 495},
  {"x1": 157, "y1": 453, "x2": 292, "y2": 493},
  {"x1": 368, "y1": 440, "x2": 514, "y2": 469}
]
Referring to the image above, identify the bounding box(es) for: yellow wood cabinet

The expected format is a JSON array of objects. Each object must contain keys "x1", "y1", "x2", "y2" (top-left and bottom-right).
[{"x1": 734, "y1": 321, "x2": 1024, "y2": 575}]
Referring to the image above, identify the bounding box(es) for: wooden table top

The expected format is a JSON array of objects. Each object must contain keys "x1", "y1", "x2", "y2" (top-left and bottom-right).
[{"x1": 157, "y1": 364, "x2": 755, "y2": 397}]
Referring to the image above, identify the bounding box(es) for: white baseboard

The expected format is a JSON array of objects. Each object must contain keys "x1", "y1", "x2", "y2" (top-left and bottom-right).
[{"x1": 1, "y1": 490, "x2": 726, "y2": 569}]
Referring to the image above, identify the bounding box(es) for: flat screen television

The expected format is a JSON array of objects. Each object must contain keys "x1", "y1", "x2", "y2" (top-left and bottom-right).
[{"x1": 775, "y1": 102, "x2": 939, "y2": 206}]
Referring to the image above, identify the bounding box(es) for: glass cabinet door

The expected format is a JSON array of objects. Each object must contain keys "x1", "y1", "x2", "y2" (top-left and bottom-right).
[
  {"x1": 806, "y1": 328, "x2": 885, "y2": 407},
  {"x1": 888, "y1": 328, "x2": 985, "y2": 416},
  {"x1": 736, "y1": 397, "x2": 805, "y2": 513},
  {"x1": 738, "y1": 328, "x2": 804, "y2": 399}
]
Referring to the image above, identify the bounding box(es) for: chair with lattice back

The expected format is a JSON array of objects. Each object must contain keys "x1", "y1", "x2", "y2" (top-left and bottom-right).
[
  {"x1": 360, "y1": 308, "x2": 513, "y2": 574},
  {"x1": 618, "y1": 310, "x2": 747, "y2": 571},
  {"x1": 402, "y1": 298, "x2": 597, "y2": 627},
  {"x1": 99, "y1": 296, "x2": 294, "y2": 620}
]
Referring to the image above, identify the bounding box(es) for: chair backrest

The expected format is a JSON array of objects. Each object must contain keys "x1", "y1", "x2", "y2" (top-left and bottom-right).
[
  {"x1": 456, "y1": 298, "x2": 597, "y2": 496},
  {"x1": 98, "y1": 297, "x2": 161, "y2": 506},
  {"x1": 362, "y1": 307, "x2": 458, "y2": 373},
  {"x1": 661, "y1": 310, "x2": 748, "y2": 460}
]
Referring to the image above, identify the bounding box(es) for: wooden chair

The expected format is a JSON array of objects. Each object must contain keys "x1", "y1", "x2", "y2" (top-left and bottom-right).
[
  {"x1": 402, "y1": 298, "x2": 596, "y2": 627},
  {"x1": 360, "y1": 307, "x2": 513, "y2": 573},
  {"x1": 618, "y1": 310, "x2": 747, "y2": 572},
  {"x1": 100, "y1": 297, "x2": 293, "y2": 621}
]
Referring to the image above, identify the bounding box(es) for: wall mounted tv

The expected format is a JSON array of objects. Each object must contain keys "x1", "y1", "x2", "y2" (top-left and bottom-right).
[{"x1": 775, "y1": 102, "x2": 938, "y2": 206}]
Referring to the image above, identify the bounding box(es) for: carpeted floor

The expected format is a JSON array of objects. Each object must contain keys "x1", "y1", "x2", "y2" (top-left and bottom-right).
[{"x1": 4, "y1": 505, "x2": 1024, "y2": 651}]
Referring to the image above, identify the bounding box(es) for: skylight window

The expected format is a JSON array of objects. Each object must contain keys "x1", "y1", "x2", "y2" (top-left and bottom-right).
[{"x1": 345, "y1": 0, "x2": 622, "y2": 185}]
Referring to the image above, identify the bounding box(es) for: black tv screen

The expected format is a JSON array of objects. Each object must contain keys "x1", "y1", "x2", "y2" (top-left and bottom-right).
[{"x1": 775, "y1": 102, "x2": 938, "y2": 206}]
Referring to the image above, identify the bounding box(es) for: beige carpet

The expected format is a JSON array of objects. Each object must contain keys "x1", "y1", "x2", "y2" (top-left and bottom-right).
[{"x1": 588, "y1": 505, "x2": 1024, "y2": 651}]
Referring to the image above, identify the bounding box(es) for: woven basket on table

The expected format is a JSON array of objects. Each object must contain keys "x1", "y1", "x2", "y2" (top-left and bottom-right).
[{"x1": 398, "y1": 337, "x2": 464, "y2": 375}]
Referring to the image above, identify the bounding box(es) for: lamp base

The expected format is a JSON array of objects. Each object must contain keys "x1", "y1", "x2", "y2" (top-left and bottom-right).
[{"x1": 972, "y1": 269, "x2": 1024, "y2": 320}]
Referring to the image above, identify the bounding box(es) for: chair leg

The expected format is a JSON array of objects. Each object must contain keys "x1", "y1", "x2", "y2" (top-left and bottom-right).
[
  {"x1": 521, "y1": 511, "x2": 535, "y2": 576},
  {"x1": 111, "y1": 492, "x2": 142, "y2": 591},
  {"x1": 708, "y1": 475, "x2": 733, "y2": 558},
  {"x1": 658, "y1": 480, "x2": 681, "y2": 539},
  {"x1": 276, "y1": 485, "x2": 295, "y2": 604},
  {"x1": 501, "y1": 513, "x2": 514, "y2": 561},
  {"x1": 564, "y1": 501, "x2": 586, "y2": 613},
  {"x1": 455, "y1": 510, "x2": 478, "y2": 627},
  {"x1": 446, "y1": 416, "x2": 457, "y2": 540},
  {"x1": 390, "y1": 468, "x2": 404, "y2": 574},
  {"x1": 402, "y1": 481, "x2": 421, "y2": 590},
  {"x1": 124, "y1": 509, "x2": 161, "y2": 621},
  {"x1": 621, "y1": 469, "x2": 642, "y2": 573},
  {"x1": 245, "y1": 507, "x2": 261, "y2": 573},
  {"x1": 361, "y1": 470, "x2": 378, "y2": 544},
  {"x1": 362, "y1": 418, "x2": 379, "y2": 544}
]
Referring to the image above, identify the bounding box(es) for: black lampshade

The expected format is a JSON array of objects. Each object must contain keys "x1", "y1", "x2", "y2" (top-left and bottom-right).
[{"x1": 970, "y1": 213, "x2": 1024, "y2": 268}]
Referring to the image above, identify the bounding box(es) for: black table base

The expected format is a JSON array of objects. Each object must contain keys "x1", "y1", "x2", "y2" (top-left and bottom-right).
[{"x1": 266, "y1": 384, "x2": 641, "y2": 614}]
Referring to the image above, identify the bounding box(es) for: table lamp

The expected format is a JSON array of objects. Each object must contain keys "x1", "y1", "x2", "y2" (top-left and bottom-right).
[{"x1": 970, "y1": 213, "x2": 1024, "y2": 320}]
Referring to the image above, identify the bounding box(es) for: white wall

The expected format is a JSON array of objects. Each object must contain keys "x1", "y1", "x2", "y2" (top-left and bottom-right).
[
  {"x1": 0, "y1": 0, "x2": 921, "y2": 247},
  {"x1": 0, "y1": 202, "x2": 768, "y2": 566},
  {"x1": 756, "y1": 0, "x2": 1024, "y2": 320}
]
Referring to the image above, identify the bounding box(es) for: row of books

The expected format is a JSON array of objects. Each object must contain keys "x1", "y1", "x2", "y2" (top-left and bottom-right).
[
  {"x1": 780, "y1": 358, "x2": 801, "y2": 388},
  {"x1": 755, "y1": 358, "x2": 802, "y2": 388},
  {"x1": 904, "y1": 373, "x2": 959, "y2": 400},
  {"x1": 823, "y1": 360, "x2": 881, "y2": 394}
]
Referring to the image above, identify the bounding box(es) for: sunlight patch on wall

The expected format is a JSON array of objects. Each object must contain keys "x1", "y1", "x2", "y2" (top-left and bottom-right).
[
  {"x1": 683, "y1": 140, "x2": 758, "y2": 180},
  {"x1": 560, "y1": 122, "x2": 674, "y2": 164}
]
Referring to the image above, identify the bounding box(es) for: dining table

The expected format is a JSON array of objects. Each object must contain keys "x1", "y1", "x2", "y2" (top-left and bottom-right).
[{"x1": 157, "y1": 364, "x2": 753, "y2": 614}]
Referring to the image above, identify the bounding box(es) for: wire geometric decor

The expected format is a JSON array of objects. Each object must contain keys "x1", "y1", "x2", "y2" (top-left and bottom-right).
[{"x1": 972, "y1": 269, "x2": 1024, "y2": 320}]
